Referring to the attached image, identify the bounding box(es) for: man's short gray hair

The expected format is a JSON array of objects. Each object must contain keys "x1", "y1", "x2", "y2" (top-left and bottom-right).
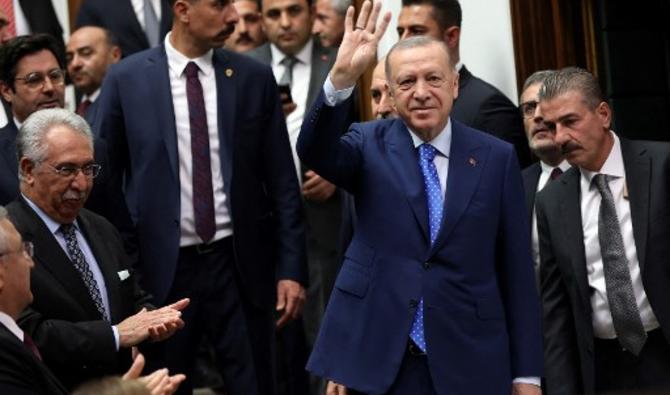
[
  {"x1": 330, "y1": 0, "x2": 352, "y2": 15},
  {"x1": 385, "y1": 36, "x2": 452, "y2": 82},
  {"x1": 538, "y1": 67, "x2": 604, "y2": 109},
  {"x1": 0, "y1": 206, "x2": 9, "y2": 254},
  {"x1": 17, "y1": 108, "x2": 93, "y2": 167},
  {"x1": 521, "y1": 70, "x2": 556, "y2": 95}
]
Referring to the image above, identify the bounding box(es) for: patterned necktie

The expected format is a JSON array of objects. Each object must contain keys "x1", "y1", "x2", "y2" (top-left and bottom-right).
[
  {"x1": 59, "y1": 224, "x2": 109, "y2": 321},
  {"x1": 550, "y1": 167, "x2": 563, "y2": 181},
  {"x1": 593, "y1": 174, "x2": 647, "y2": 355},
  {"x1": 0, "y1": 0, "x2": 16, "y2": 37},
  {"x1": 278, "y1": 56, "x2": 298, "y2": 87},
  {"x1": 185, "y1": 62, "x2": 216, "y2": 243},
  {"x1": 76, "y1": 99, "x2": 92, "y2": 117},
  {"x1": 409, "y1": 144, "x2": 443, "y2": 353},
  {"x1": 23, "y1": 333, "x2": 42, "y2": 361},
  {"x1": 144, "y1": 0, "x2": 160, "y2": 47}
]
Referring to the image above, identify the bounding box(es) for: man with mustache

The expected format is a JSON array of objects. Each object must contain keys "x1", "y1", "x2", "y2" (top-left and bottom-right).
[
  {"x1": 95, "y1": 0, "x2": 307, "y2": 394},
  {"x1": 369, "y1": 57, "x2": 395, "y2": 120},
  {"x1": 224, "y1": 0, "x2": 267, "y2": 52},
  {"x1": 536, "y1": 67, "x2": 670, "y2": 394},
  {"x1": 518, "y1": 70, "x2": 569, "y2": 285},
  {"x1": 66, "y1": 26, "x2": 122, "y2": 127},
  {"x1": 5, "y1": 108, "x2": 188, "y2": 391}
]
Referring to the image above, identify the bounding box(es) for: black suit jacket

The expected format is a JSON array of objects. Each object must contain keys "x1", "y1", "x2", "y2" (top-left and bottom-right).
[
  {"x1": 0, "y1": 122, "x2": 19, "y2": 205},
  {"x1": 536, "y1": 137, "x2": 670, "y2": 395},
  {"x1": 452, "y1": 66, "x2": 531, "y2": 168},
  {"x1": 0, "y1": 323, "x2": 67, "y2": 395},
  {"x1": 76, "y1": 0, "x2": 172, "y2": 57},
  {"x1": 7, "y1": 197, "x2": 153, "y2": 390},
  {"x1": 18, "y1": 0, "x2": 64, "y2": 51},
  {"x1": 522, "y1": 162, "x2": 542, "y2": 229}
]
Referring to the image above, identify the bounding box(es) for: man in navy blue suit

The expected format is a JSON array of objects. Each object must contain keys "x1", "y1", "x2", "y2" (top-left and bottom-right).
[
  {"x1": 95, "y1": 1, "x2": 307, "y2": 394},
  {"x1": 297, "y1": 2, "x2": 543, "y2": 394}
]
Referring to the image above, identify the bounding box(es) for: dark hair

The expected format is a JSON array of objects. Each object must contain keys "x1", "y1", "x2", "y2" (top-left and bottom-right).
[
  {"x1": 539, "y1": 67, "x2": 604, "y2": 110},
  {"x1": 521, "y1": 70, "x2": 556, "y2": 93},
  {"x1": 0, "y1": 34, "x2": 65, "y2": 90},
  {"x1": 401, "y1": 0, "x2": 462, "y2": 30}
]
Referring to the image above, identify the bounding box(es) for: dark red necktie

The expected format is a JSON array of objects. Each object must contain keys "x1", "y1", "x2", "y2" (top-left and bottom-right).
[
  {"x1": 184, "y1": 62, "x2": 215, "y2": 243},
  {"x1": 550, "y1": 167, "x2": 563, "y2": 181},
  {"x1": 23, "y1": 333, "x2": 42, "y2": 361},
  {"x1": 76, "y1": 99, "x2": 91, "y2": 117}
]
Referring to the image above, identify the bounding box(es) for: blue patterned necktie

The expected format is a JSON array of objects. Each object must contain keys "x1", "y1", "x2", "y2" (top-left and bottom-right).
[
  {"x1": 59, "y1": 224, "x2": 109, "y2": 321},
  {"x1": 410, "y1": 144, "x2": 443, "y2": 353}
]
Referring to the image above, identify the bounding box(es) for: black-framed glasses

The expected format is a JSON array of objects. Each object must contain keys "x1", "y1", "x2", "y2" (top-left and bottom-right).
[
  {"x1": 0, "y1": 241, "x2": 34, "y2": 259},
  {"x1": 44, "y1": 163, "x2": 102, "y2": 179},
  {"x1": 14, "y1": 68, "x2": 66, "y2": 90},
  {"x1": 519, "y1": 100, "x2": 538, "y2": 118}
]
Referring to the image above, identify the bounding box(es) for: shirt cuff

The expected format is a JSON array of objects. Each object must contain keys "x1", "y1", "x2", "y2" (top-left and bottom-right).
[
  {"x1": 112, "y1": 325, "x2": 120, "y2": 351},
  {"x1": 323, "y1": 76, "x2": 355, "y2": 107},
  {"x1": 513, "y1": 377, "x2": 541, "y2": 387}
]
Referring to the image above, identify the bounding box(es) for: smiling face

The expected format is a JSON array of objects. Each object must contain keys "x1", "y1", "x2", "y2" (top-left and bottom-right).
[
  {"x1": 540, "y1": 90, "x2": 613, "y2": 171},
  {"x1": 387, "y1": 42, "x2": 458, "y2": 141},
  {"x1": 262, "y1": 0, "x2": 313, "y2": 55},
  {"x1": 0, "y1": 49, "x2": 65, "y2": 123}
]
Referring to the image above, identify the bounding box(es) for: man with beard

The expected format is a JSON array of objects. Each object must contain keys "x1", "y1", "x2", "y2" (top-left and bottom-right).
[
  {"x1": 518, "y1": 70, "x2": 569, "y2": 284},
  {"x1": 95, "y1": 0, "x2": 307, "y2": 394},
  {"x1": 224, "y1": 0, "x2": 266, "y2": 52},
  {"x1": 66, "y1": 26, "x2": 121, "y2": 127}
]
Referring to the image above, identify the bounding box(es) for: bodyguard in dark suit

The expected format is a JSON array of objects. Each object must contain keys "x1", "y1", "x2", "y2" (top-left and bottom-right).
[
  {"x1": 518, "y1": 70, "x2": 569, "y2": 284},
  {"x1": 6, "y1": 109, "x2": 187, "y2": 391},
  {"x1": 397, "y1": 0, "x2": 531, "y2": 168},
  {"x1": 76, "y1": 0, "x2": 172, "y2": 57},
  {"x1": 95, "y1": 1, "x2": 307, "y2": 394},
  {"x1": 536, "y1": 67, "x2": 670, "y2": 394},
  {"x1": 298, "y1": 4, "x2": 543, "y2": 394}
]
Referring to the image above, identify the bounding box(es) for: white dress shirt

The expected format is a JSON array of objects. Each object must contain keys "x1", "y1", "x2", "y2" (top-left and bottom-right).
[
  {"x1": 270, "y1": 39, "x2": 313, "y2": 182},
  {"x1": 12, "y1": 0, "x2": 30, "y2": 36},
  {"x1": 580, "y1": 132, "x2": 659, "y2": 338},
  {"x1": 82, "y1": 88, "x2": 101, "y2": 105},
  {"x1": 130, "y1": 0, "x2": 162, "y2": 30},
  {"x1": 0, "y1": 311, "x2": 24, "y2": 341},
  {"x1": 164, "y1": 33, "x2": 233, "y2": 246}
]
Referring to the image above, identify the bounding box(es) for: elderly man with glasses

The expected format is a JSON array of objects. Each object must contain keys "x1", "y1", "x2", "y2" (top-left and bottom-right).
[{"x1": 3, "y1": 108, "x2": 190, "y2": 391}]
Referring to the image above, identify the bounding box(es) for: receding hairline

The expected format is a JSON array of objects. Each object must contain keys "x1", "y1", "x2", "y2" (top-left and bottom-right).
[{"x1": 385, "y1": 37, "x2": 451, "y2": 82}]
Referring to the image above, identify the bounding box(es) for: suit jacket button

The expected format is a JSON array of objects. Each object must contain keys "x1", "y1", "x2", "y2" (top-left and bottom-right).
[{"x1": 409, "y1": 299, "x2": 418, "y2": 308}]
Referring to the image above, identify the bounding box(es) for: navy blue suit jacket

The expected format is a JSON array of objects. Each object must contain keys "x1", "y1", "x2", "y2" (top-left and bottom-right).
[
  {"x1": 297, "y1": 93, "x2": 543, "y2": 395},
  {"x1": 95, "y1": 46, "x2": 307, "y2": 306}
]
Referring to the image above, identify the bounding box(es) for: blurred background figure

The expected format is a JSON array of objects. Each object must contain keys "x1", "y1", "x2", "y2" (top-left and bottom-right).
[
  {"x1": 312, "y1": 0, "x2": 350, "y2": 48},
  {"x1": 369, "y1": 57, "x2": 395, "y2": 120},
  {"x1": 73, "y1": 377, "x2": 150, "y2": 395},
  {"x1": 224, "y1": 0, "x2": 267, "y2": 53}
]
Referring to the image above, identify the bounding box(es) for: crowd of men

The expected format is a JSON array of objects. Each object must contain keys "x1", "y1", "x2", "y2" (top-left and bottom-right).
[{"x1": 0, "y1": 0, "x2": 668, "y2": 395}]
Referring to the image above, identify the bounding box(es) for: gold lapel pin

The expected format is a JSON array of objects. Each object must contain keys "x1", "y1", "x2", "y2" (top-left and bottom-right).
[
  {"x1": 468, "y1": 157, "x2": 478, "y2": 167},
  {"x1": 225, "y1": 68, "x2": 234, "y2": 77}
]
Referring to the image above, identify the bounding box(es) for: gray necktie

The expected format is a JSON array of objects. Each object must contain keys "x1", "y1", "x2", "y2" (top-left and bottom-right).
[
  {"x1": 278, "y1": 56, "x2": 298, "y2": 87},
  {"x1": 144, "y1": 0, "x2": 160, "y2": 47},
  {"x1": 593, "y1": 174, "x2": 647, "y2": 355}
]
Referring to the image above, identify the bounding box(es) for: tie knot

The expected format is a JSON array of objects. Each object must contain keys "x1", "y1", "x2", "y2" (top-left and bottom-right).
[
  {"x1": 184, "y1": 61, "x2": 200, "y2": 79},
  {"x1": 419, "y1": 144, "x2": 437, "y2": 162},
  {"x1": 550, "y1": 167, "x2": 563, "y2": 180},
  {"x1": 59, "y1": 223, "x2": 76, "y2": 238},
  {"x1": 281, "y1": 56, "x2": 298, "y2": 69}
]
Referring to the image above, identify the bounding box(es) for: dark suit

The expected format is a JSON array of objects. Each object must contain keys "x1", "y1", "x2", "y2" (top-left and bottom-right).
[
  {"x1": 536, "y1": 137, "x2": 670, "y2": 395},
  {"x1": 0, "y1": 122, "x2": 19, "y2": 205},
  {"x1": 7, "y1": 197, "x2": 153, "y2": 390},
  {"x1": 0, "y1": 323, "x2": 68, "y2": 395},
  {"x1": 298, "y1": 93, "x2": 543, "y2": 395},
  {"x1": 96, "y1": 45, "x2": 306, "y2": 395},
  {"x1": 522, "y1": 162, "x2": 542, "y2": 227},
  {"x1": 453, "y1": 66, "x2": 531, "y2": 168},
  {"x1": 76, "y1": 0, "x2": 172, "y2": 57},
  {"x1": 16, "y1": 0, "x2": 64, "y2": 50}
]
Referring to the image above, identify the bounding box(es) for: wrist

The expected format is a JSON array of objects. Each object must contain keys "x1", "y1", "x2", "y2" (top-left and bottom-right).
[{"x1": 329, "y1": 67, "x2": 356, "y2": 91}]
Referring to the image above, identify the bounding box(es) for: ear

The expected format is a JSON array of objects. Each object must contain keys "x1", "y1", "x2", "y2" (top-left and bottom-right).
[
  {"x1": 451, "y1": 70, "x2": 459, "y2": 100},
  {"x1": 110, "y1": 46, "x2": 122, "y2": 63},
  {"x1": 19, "y1": 157, "x2": 36, "y2": 186},
  {"x1": 596, "y1": 101, "x2": 612, "y2": 130},
  {"x1": 0, "y1": 81, "x2": 13, "y2": 104},
  {"x1": 173, "y1": 0, "x2": 190, "y2": 22},
  {"x1": 442, "y1": 26, "x2": 460, "y2": 49}
]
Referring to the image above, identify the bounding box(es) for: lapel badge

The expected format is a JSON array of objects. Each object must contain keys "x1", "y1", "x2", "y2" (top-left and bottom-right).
[
  {"x1": 321, "y1": 54, "x2": 329, "y2": 62},
  {"x1": 468, "y1": 157, "x2": 478, "y2": 167},
  {"x1": 225, "y1": 68, "x2": 234, "y2": 77}
]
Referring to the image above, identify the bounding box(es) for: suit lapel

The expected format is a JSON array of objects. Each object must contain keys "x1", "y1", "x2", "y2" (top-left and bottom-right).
[
  {"x1": 621, "y1": 138, "x2": 650, "y2": 269},
  {"x1": 385, "y1": 121, "x2": 429, "y2": 244},
  {"x1": 307, "y1": 41, "x2": 334, "y2": 108},
  {"x1": 145, "y1": 48, "x2": 179, "y2": 183},
  {"x1": 124, "y1": 0, "x2": 151, "y2": 49},
  {"x1": 559, "y1": 169, "x2": 592, "y2": 313},
  {"x1": 213, "y1": 50, "x2": 235, "y2": 198},
  {"x1": 432, "y1": 122, "x2": 487, "y2": 251}
]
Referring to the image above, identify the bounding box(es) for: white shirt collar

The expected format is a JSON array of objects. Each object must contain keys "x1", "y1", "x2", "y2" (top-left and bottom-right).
[
  {"x1": 83, "y1": 88, "x2": 101, "y2": 104},
  {"x1": 580, "y1": 131, "x2": 624, "y2": 184},
  {"x1": 0, "y1": 312, "x2": 24, "y2": 341},
  {"x1": 164, "y1": 32, "x2": 214, "y2": 78},
  {"x1": 408, "y1": 118, "x2": 452, "y2": 159},
  {"x1": 270, "y1": 38, "x2": 313, "y2": 68},
  {"x1": 455, "y1": 61, "x2": 463, "y2": 72},
  {"x1": 540, "y1": 159, "x2": 571, "y2": 175},
  {"x1": 22, "y1": 194, "x2": 80, "y2": 236}
]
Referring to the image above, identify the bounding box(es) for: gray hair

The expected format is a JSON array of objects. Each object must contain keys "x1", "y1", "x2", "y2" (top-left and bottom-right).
[
  {"x1": 0, "y1": 206, "x2": 8, "y2": 254},
  {"x1": 521, "y1": 69, "x2": 556, "y2": 94},
  {"x1": 330, "y1": 0, "x2": 352, "y2": 15},
  {"x1": 385, "y1": 36, "x2": 452, "y2": 82},
  {"x1": 538, "y1": 67, "x2": 604, "y2": 109},
  {"x1": 17, "y1": 108, "x2": 93, "y2": 168}
]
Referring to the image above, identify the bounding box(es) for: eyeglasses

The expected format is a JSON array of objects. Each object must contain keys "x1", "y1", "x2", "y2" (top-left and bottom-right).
[
  {"x1": 44, "y1": 163, "x2": 102, "y2": 179},
  {"x1": 14, "y1": 69, "x2": 66, "y2": 90},
  {"x1": 0, "y1": 241, "x2": 34, "y2": 259},
  {"x1": 519, "y1": 100, "x2": 538, "y2": 118}
]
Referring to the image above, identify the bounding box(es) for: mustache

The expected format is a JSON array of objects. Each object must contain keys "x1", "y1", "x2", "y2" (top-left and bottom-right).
[
  {"x1": 62, "y1": 189, "x2": 87, "y2": 201},
  {"x1": 560, "y1": 140, "x2": 581, "y2": 155},
  {"x1": 221, "y1": 24, "x2": 236, "y2": 37},
  {"x1": 236, "y1": 32, "x2": 253, "y2": 45}
]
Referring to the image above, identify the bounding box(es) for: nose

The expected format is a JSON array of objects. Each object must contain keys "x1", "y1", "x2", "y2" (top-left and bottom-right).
[
  {"x1": 378, "y1": 89, "x2": 393, "y2": 116},
  {"x1": 225, "y1": 3, "x2": 239, "y2": 24},
  {"x1": 42, "y1": 75, "x2": 55, "y2": 93},
  {"x1": 69, "y1": 170, "x2": 90, "y2": 190},
  {"x1": 412, "y1": 79, "x2": 430, "y2": 101},
  {"x1": 280, "y1": 11, "x2": 291, "y2": 29},
  {"x1": 399, "y1": 30, "x2": 411, "y2": 41},
  {"x1": 238, "y1": 17, "x2": 248, "y2": 32}
]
